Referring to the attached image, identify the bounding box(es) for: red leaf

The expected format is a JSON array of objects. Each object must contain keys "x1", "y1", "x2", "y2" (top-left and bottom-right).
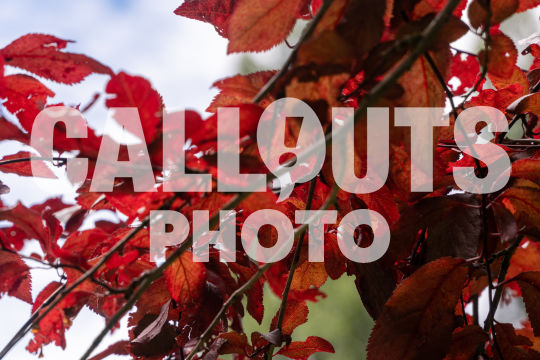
[
  {"x1": 105, "y1": 72, "x2": 163, "y2": 144},
  {"x1": 0, "y1": 251, "x2": 32, "y2": 303},
  {"x1": 0, "y1": 202, "x2": 58, "y2": 258},
  {"x1": 174, "y1": 0, "x2": 239, "y2": 37},
  {"x1": 511, "y1": 158, "x2": 540, "y2": 186},
  {"x1": 54, "y1": 229, "x2": 108, "y2": 268},
  {"x1": 507, "y1": 93, "x2": 540, "y2": 117},
  {"x1": 468, "y1": 83, "x2": 523, "y2": 112},
  {"x1": 500, "y1": 180, "x2": 540, "y2": 229},
  {"x1": 323, "y1": 233, "x2": 347, "y2": 280},
  {"x1": 290, "y1": 260, "x2": 327, "y2": 292},
  {"x1": 493, "y1": 323, "x2": 540, "y2": 359},
  {"x1": 468, "y1": 0, "x2": 519, "y2": 29},
  {"x1": 32, "y1": 281, "x2": 62, "y2": 313},
  {"x1": 514, "y1": 272, "x2": 540, "y2": 336},
  {"x1": 0, "y1": 151, "x2": 56, "y2": 178},
  {"x1": 190, "y1": 103, "x2": 263, "y2": 146},
  {"x1": 412, "y1": 0, "x2": 468, "y2": 19},
  {"x1": 0, "y1": 117, "x2": 29, "y2": 144},
  {"x1": 1, "y1": 74, "x2": 54, "y2": 131},
  {"x1": 367, "y1": 257, "x2": 469, "y2": 360},
  {"x1": 270, "y1": 299, "x2": 309, "y2": 335},
  {"x1": 449, "y1": 54, "x2": 480, "y2": 95},
  {"x1": 88, "y1": 340, "x2": 130, "y2": 360},
  {"x1": 443, "y1": 325, "x2": 488, "y2": 360},
  {"x1": 27, "y1": 281, "x2": 92, "y2": 354},
  {"x1": 0, "y1": 33, "x2": 112, "y2": 84},
  {"x1": 226, "y1": 0, "x2": 306, "y2": 53},
  {"x1": 482, "y1": 29, "x2": 518, "y2": 80},
  {"x1": 517, "y1": 0, "x2": 540, "y2": 12},
  {"x1": 276, "y1": 336, "x2": 335, "y2": 359},
  {"x1": 228, "y1": 262, "x2": 265, "y2": 324},
  {"x1": 164, "y1": 251, "x2": 206, "y2": 308},
  {"x1": 207, "y1": 71, "x2": 276, "y2": 112}
]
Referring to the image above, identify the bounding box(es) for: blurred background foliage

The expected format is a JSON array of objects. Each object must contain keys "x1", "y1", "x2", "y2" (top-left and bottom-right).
[{"x1": 242, "y1": 276, "x2": 374, "y2": 360}]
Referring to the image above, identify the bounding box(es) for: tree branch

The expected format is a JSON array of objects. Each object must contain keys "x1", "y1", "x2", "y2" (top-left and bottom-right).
[{"x1": 265, "y1": 178, "x2": 317, "y2": 360}]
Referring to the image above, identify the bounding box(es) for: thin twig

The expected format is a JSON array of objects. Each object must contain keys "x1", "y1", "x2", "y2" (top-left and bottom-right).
[
  {"x1": 265, "y1": 178, "x2": 317, "y2": 360},
  {"x1": 483, "y1": 235, "x2": 524, "y2": 332},
  {"x1": 0, "y1": 156, "x2": 67, "y2": 167}
]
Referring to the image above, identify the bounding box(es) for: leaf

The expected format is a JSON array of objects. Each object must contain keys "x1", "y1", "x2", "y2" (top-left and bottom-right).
[
  {"x1": 164, "y1": 251, "x2": 206, "y2": 308},
  {"x1": 367, "y1": 257, "x2": 469, "y2": 360},
  {"x1": 396, "y1": 51, "x2": 449, "y2": 107},
  {"x1": 130, "y1": 313, "x2": 177, "y2": 358},
  {"x1": 27, "y1": 282, "x2": 91, "y2": 354},
  {"x1": 270, "y1": 299, "x2": 309, "y2": 335},
  {"x1": 449, "y1": 54, "x2": 480, "y2": 95},
  {"x1": 356, "y1": 185, "x2": 400, "y2": 226},
  {"x1": 174, "y1": 0, "x2": 239, "y2": 37},
  {"x1": 207, "y1": 71, "x2": 276, "y2": 112},
  {"x1": 468, "y1": 83, "x2": 524, "y2": 112},
  {"x1": 508, "y1": 93, "x2": 540, "y2": 117},
  {"x1": 511, "y1": 158, "x2": 540, "y2": 186},
  {"x1": 290, "y1": 260, "x2": 327, "y2": 292},
  {"x1": 492, "y1": 202, "x2": 518, "y2": 244},
  {"x1": 514, "y1": 272, "x2": 540, "y2": 336},
  {"x1": 443, "y1": 325, "x2": 488, "y2": 360},
  {"x1": 218, "y1": 331, "x2": 249, "y2": 355},
  {"x1": 203, "y1": 337, "x2": 227, "y2": 360},
  {"x1": 0, "y1": 202, "x2": 57, "y2": 258},
  {"x1": 389, "y1": 195, "x2": 481, "y2": 263},
  {"x1": 517, "y1": 0, "x2": 540, "y2": 12},
  {"x1": 482, "y1": 29, "x2": 518, "y2": 80},
  {"x1": 1, "y1": 74, "x2": 54, "y2": 131},
  {"x1": 412, "y1": 0, "x2": 468, "y2": 19},
  {"x1": 508, "y1": 241, "x2": 540, "y2": 280},
  {"x1": 276, "y1": 336, "x2": 335, "y2": 359},
  {"x1": 0, "y1": 117, "x2": 29, "y2": 144},
  {"x1": 336, "y1": 0, "x2": 387, "y2": 57},
  {"x1": 323, "y1": 233, "x2": 347, "y2": 280},
  {"x1": 133, "y1": 300, "x2": 172, "y2": 343},
  {"x1": 493, "y1": 323, "x2": 540, "y2": 360},
  {"x1": 468, "y1": 0, "x2": 519, "y2": 29},
  {"x1": 398, "y1": 15, "x2": 468, "y2": 50},
  {"x1": 226, "y1": 0, "x2": 306, "y2": 53},
  {"x1": 351, "y1": 261, "x2": 397, "y2": 319},
  {"x1": 0, "y1": 33, "x2": 112, "y2": 84},
  {"x1": 286, "y1": 73, "x2": 350, "y2": 108},
  {"x1": 490, "y1": 64, "x2": 529, "y2": 91},
  {"x1": 296, "y1": 31, "x2": 355, "y2": 67},
  {"x1": 0, "y1": 251, "x2": 32, "y2": 303},
  {"x1": 88, "y1": 340, "x2": 130, "y2": 360},
  {"x1": 105, "y1": 72, "x2": 163, "y2": 144},
  {"x1": 500, "y1": 180, "x2": 540, "y2": 229},
  {"x1": 228, "y1": 262, "x2": 265, "y2": 324},
  {"x1": 0, "y1": 151, "x2": 56, "y2": 178}
]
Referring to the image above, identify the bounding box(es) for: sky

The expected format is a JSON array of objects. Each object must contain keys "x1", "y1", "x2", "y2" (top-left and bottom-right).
[{"x1": 0, "y1": 0, "x2": 539, "y2": 359}]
